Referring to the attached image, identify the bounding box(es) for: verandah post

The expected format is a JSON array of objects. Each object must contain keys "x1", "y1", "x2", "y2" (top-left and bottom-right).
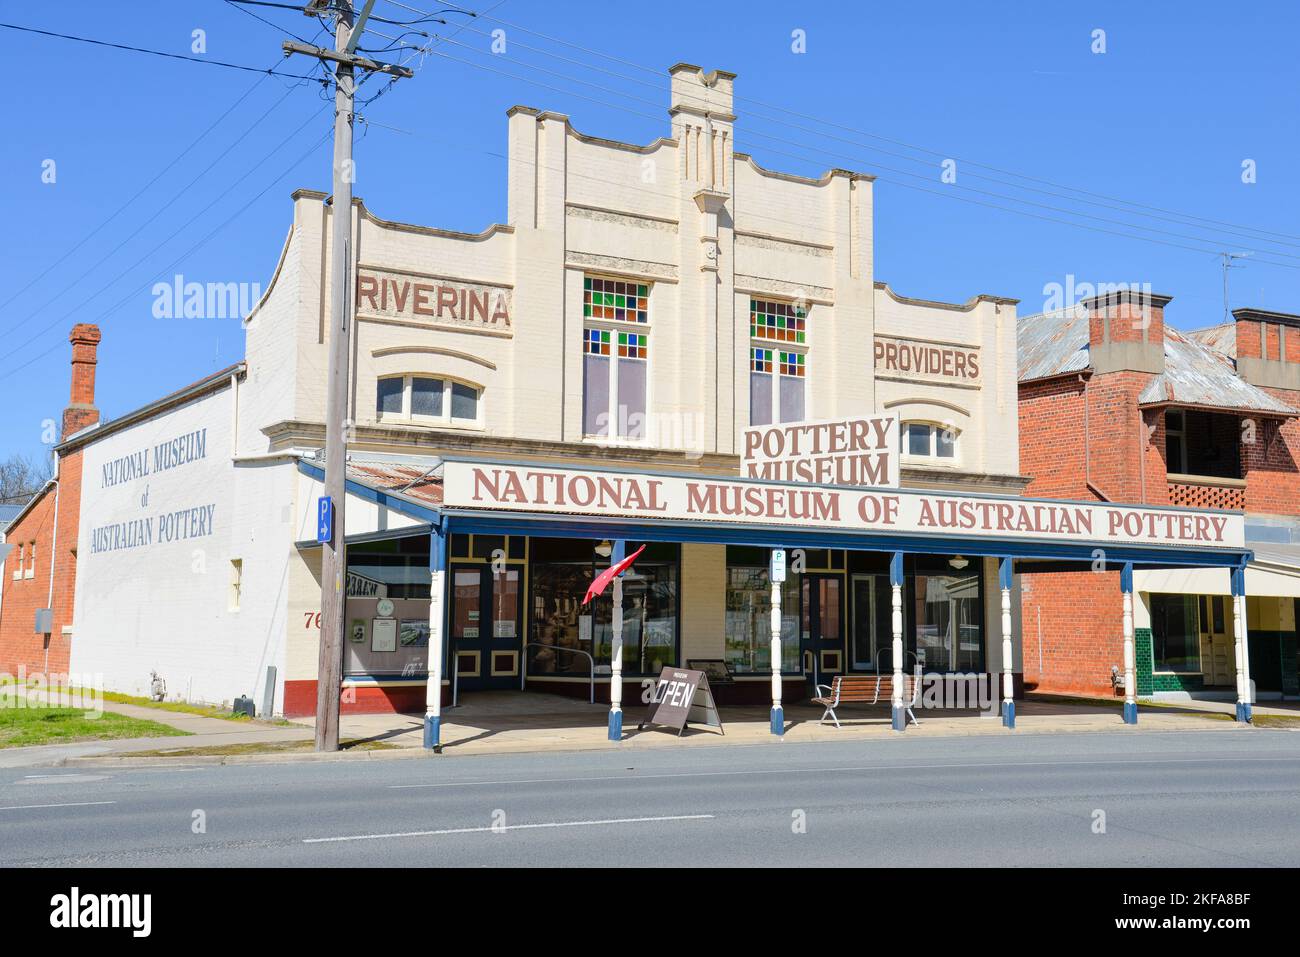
[
  {"x1": 1121, "y1": 561, "x2": 1137, "y2": 725},
  {"x1": 890, "y1": 551, "x2": 905, "y2": 732},
  {"x1": 769, "y1": 547, "x2": 786, "y2": 736},
  {"x1": 999, "y1": 557, "x2": 1015, "y2": 729},
  {"x1": 424, "y1": 520, "x2": 448, "y2": 750},
  {"x1": 608, "y1": 540, "x2": 626, "y2": 741},
  {"x1": 1231, "y1": 565, "x2": 1253, "y2": 723}
]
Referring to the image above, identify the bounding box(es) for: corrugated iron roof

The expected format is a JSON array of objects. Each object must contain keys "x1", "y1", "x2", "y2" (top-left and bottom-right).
[
  {"x1": 1017, "y1": 308, "x2": 1091, "y2": 381},
  {"x1": 1017, "y1": 309, "x2": 1296, "y2": 415},
  {"x1": 344, "y1": 457, "x2": 443, "y2": 507},
  {"x1": 1186, "y1": 322, "x2": 1237, "y2": 359},
  {"x1": 1138, "y1": 327, "x2": 1296, "y2": 413}
]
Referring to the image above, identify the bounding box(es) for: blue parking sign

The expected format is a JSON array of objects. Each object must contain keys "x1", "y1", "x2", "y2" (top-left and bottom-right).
[{"x1": 317, "y1": 496, "x2": 333, "y2": 544}]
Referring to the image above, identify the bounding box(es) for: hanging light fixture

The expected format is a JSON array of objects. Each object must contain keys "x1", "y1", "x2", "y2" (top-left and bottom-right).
[
  {"x1": 948, "y1": 555, "x2": 969, "y2": 570},
  {"x1": 594, "y1": 540, "x2": 613, "y2": 558}
]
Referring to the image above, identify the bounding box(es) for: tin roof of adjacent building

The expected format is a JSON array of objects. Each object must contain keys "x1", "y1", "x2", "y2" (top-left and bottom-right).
[
  {"x1": 1017, "y1": 308, "x2": 1296, "y2": 415},
  {"x1": 1186, "y1": 322, "x2": 1237, "y2": 359}
]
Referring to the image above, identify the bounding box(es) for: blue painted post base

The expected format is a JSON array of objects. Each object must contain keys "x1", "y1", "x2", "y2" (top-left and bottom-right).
[
  {"x1": 1002, "y1": 699, "x2": 1016, "y2": 729},
  {"x1": 1123, "y1": 701, "x2": 1138, "y2": 725},
  {"x1": 423, "y1": 715, "x2": 442, "y2": 752},
  {"x1": 608, "y1": 709, "x2": 623, "y2": 741},
  {"x1": 770, "y1": 706, "x2": 784, "y2": 736},
  {"x1": 1235, "y1": 702, "x2": 1253, "y2": 723}
]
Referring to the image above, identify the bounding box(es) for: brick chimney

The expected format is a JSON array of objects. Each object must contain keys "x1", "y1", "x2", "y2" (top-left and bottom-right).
[
  {"x1": 1232, "y1": 307, "x2": 1300, "y2": 391},
  {"x1": 1082, "y1": 288, "x2": 1171, "y2": 374},
  {"x1": 62, "y1": 323, "x2": 101, "y2": 438}
]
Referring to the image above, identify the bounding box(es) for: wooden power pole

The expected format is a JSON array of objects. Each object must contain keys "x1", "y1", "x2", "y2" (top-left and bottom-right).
[{"x1": 283, "y1": 0, "x2": 411, "y2": 751}]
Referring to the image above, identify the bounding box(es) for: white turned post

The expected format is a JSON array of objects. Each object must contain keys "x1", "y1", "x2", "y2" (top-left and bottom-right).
[
  {"x1": 1121, "y1": 562, "x2": 1137, "y2": 725},
  {"x1": 770, "y1": 577, "x2": 783, "y2": 735},
  {"x1": 1232, "y1": 566, "x2": 1252, "y2": 723},
  {"x1": 998, "y1": 557, "x2": 1015, "y2": 728},
  {"x1": 424, "y1": 526, "x2": 447, "y2": 750},
  {"x1": 890, "y1": 552, "x2": 904, "y2": 731},
  {"x1": 608, "y1": 569, "x2": 624, "y2": 740}
]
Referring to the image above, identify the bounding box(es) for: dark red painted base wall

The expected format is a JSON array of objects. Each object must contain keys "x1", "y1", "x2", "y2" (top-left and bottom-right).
[{"x1": 283, "y1": 681, "x2": 450, "y2": 717}]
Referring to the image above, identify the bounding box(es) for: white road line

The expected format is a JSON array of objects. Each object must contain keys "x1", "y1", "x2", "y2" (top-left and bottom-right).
[
  {"x1": 386, "y1": 754, "x2": 1295, "y2": 790},
  {"x1": 0, "y1": 801, "x2": 116, "y2": 812},
  {"x1": 303, "y1": 813, "x2": 714, "y2": 844}
]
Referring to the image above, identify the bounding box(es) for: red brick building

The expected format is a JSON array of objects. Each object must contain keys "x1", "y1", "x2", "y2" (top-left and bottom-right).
[
  {"x1": 1018, "y1": 292, "x2": 1300, "y2": 700},
  {"x1": 0, "y1": 324, "x2": 101, "y2": 677}
]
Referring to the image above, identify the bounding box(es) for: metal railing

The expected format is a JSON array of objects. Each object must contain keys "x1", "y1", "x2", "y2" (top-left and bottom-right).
[{"x1": 521, "y1": 643, "x2": 596, "y2": 704}]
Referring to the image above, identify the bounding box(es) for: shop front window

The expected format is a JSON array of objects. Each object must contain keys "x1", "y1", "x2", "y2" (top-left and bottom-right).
[
  {"x1": 342, "y1": 535, "x2": 433, "y2": 677},
  {"x1": 724, "y1": 553, "x2": 800, "y2": 674},
  {"x1": 1151, "y1": 593, "x2": 1200, "y2": 673},
  {"x1": 907, "y1": 557, "x2": 983, "y2": 672},
  {"x1": 528, "y1": 539, "x2": 678, "y2": 676}
]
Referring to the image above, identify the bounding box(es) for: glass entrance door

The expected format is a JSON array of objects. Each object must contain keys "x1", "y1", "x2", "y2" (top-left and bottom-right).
[
  {"x1": 801, "y1": 575, "x2": 843, "y2": 692},
  {"x1": 450, "y1": 564, "x2": 522, "y2": 692}
]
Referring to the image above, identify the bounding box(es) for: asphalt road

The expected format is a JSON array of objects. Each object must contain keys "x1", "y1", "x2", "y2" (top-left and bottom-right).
[{"x1": 1, "y1": 730, "x2": 1297, "y2": 867}]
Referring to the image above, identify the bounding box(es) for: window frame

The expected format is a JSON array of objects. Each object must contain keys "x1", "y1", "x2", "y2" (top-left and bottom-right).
[
  {"x1": 1151, "y1": 592, "x2": 1202, "y2": 674},
  {"x1": 748, "y1": 296, "x2": 810, "y2": 427},
  {"x1": 900, "y1": 421, "x2": 961, "y2": 465},
  {"x1": 1165, "y1": 409, "x2": 1188, "y2": 474},
  {"x1": 582, "y1": 273, "x2": 652, "y2": 442},
  {"x1": 374, "y1": 374, "x2": 483, "y2": 429}
]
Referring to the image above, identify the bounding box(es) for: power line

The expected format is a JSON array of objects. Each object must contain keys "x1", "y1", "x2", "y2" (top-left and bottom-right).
[
  {"x1": 0, "y1": 21, "x2": 321, "y2": 79},
  {"x1": 3, "y1": 84, "x2": 325, "y2": 330},
  {"x1": 396, "y1": 43, "x2": 1300, "y2": 273},
  {"x1": 425, "y1": 16, "x2": 1300, "y2": 254},
  {"x1": 2, "y1": 73, "x2": 272, "y2": 312},
  {"x1": 0, "y1": 127, "x2": 334, "y2": 383},
  {"x1": 399, "y1": 1, "x2": 1300, "y2": 248},
  {"x1": 0, "y1": 107, "x2": 332, "y2": 367}
]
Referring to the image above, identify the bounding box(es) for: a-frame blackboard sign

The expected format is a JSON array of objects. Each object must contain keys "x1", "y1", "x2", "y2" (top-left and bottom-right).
[{"x1": 637, "y1": 666, "x2": 725, "y2": 736}]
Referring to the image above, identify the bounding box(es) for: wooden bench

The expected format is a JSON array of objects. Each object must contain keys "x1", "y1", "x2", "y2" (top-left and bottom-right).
[{"x1": 812, "y1": 674, "x2": 920, "y2": 728}]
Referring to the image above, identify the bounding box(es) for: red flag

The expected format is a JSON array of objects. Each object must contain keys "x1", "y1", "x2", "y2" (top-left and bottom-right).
[{"x1": 583, "y1": 544, "x2": 646, "y2": 605}]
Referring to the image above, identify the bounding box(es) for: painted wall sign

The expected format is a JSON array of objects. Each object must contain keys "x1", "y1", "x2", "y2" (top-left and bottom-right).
[
  {"x1": 356, "y1": 268, "x2": 511, "y2": 331},
  {"x1": 874, "y1": 335, "x2": 981, "y2": 386},
  {"x1": 443, "y1": 461, "x2": 1247, "y2": 551},
  {"x1": 742, "y1": 415, "x2": 899, "y2": 488}
]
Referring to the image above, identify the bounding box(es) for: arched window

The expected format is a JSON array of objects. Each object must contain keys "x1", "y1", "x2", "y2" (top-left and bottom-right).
[{"x1": 376, "y1": 375, "x2": 481, "y2": 427}]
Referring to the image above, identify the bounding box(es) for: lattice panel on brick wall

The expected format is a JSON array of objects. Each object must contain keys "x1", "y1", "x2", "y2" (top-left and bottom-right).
[{"x1": 1167, "y1": 481, "x2": 1245, "y2": 511}]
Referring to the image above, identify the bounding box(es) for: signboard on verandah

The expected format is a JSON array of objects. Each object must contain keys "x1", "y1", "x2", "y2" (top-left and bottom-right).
[{"x1": 638, "y1": 667, "x2": 724, "y2": 737}]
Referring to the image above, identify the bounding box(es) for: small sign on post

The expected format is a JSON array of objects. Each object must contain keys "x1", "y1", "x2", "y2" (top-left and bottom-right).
[
  {"x1": 770, "y1": 548, "x2": 786, "y2": 583},
  {"x1": 638, "y1": 667, "x2": 724, "y2": 736},
  {"x1": 317, "y1": 496, "x2": 333, "y2": 544}
]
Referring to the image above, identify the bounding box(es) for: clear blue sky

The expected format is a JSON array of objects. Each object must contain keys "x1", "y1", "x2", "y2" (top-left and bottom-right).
[{"x1": 3, "y1": 0, "x2": 1298, "y2": 463}]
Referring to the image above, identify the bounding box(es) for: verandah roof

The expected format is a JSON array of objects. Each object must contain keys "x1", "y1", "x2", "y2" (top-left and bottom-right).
[{"x1": 297, "y1": 455, "x2": 1253, "y2": 572}]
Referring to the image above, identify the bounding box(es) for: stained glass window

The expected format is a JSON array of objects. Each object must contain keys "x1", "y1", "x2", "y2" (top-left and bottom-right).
[
  {"x1": 779, "y1": 351, "x2": 805, "y2": 377},
  {"x1": 751, "y1": 347, "x2": 772, "y2": 373},
  {"x1": 617, "y1": 331, "x2": 647, "y2": 359},
  {"x1": 584, "y1": 329, "x2": 610, "y2": 355},
  {"x1": 584, "y1": 276, "x2": 649, "y2": 323},
  {"x1": 750, "y1": 297, "x2": 807, "y2": 343}
]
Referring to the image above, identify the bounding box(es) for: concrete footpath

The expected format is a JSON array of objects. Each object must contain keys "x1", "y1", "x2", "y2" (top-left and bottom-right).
[{"x1": 1, "y1": 690, "x2": 1278, "y2": 769}]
